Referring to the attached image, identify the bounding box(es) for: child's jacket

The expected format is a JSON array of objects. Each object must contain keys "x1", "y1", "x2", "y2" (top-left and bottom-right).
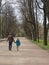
[{"x1": 15, "y1": 39, "x2": 20, "y2": 46}]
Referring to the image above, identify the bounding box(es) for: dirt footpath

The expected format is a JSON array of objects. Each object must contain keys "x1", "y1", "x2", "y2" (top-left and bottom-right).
[{"x1": 0, "y1": 37, "x2": 49, "y2": 65}]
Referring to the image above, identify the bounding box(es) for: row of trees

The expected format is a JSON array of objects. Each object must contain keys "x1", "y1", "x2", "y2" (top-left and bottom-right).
[
  {"x1": 40, "y1": 0, "x2": 49, "y2": 45},
  {"x1": 18, "y1": 0, "x2": 49, "y2": 45},
  {"x1": 19, "y1": 0, "x2": 37, "y2": 41},
  {"x1": 0, "y1": 1, "x2": 18, "y2": 38}
]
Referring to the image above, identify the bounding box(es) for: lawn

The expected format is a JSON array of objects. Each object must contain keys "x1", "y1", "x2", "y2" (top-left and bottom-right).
[{"x1": 32, "y1": 39, "x2": 49, "y2": 50}]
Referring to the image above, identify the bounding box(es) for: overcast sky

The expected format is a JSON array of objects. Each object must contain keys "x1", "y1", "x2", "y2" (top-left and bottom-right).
[
  {"x1": 2, "y1": 0, "x2": 24, "y2": 23},
  {"x1": 2, "y1": 0, "x2": 44, "y2": 24}
]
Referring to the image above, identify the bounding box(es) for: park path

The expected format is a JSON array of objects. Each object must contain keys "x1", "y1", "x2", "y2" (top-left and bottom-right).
[{"x1": 0, "y1": 37, "x2": 49, "y2": 65}]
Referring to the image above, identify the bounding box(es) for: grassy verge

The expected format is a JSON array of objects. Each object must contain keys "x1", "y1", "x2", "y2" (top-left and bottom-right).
[{"x1": 32, "y1": 39, "x2": 49, "y2": 50}]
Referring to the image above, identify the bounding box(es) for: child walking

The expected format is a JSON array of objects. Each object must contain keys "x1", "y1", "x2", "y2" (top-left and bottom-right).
[{"x1": 15, "y1": 38, "x2": 20, "y2": 51}]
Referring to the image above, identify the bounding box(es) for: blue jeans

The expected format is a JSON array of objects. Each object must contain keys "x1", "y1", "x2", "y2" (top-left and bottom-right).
[{"x1": 9, "y1": 42, "x2": 12, "y2": 50}]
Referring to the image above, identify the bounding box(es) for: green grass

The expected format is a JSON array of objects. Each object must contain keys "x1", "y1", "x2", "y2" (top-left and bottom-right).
[
  {"x1": 39, "y1": 40, "x2": 49, "y2": 49},
  {"x1": 32, "y1": 39, "x2": 49, "y2": 50}
]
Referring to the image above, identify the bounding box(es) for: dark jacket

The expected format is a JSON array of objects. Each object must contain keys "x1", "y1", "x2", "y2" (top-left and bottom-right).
[{"x1": 8, "y1": 35, "x2": 14, "y2": 43}]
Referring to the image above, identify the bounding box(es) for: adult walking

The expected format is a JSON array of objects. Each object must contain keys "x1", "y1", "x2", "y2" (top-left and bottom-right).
[{"x1": 7, "y1": 33, "x2": 14, "y2": 51}]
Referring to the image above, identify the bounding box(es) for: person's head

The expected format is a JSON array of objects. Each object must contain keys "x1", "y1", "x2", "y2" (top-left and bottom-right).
[{"x1": 17, "y1": 37, "x2": 19, "y2": 41}]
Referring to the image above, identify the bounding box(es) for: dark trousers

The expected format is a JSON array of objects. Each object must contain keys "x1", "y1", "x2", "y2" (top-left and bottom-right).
[{"x1": 9, "y1": 42, "x2": 12, "y2": 50}]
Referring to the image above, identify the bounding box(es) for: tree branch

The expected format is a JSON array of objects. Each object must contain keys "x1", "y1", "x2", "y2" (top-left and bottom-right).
[{"x1": 36, "y1": 0, "x2": 43, "y2": 10}]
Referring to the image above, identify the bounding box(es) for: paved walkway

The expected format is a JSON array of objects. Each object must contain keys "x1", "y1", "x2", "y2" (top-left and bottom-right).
[{"x1": 0, "y1": 37, "x2": 49, "y2": 65}]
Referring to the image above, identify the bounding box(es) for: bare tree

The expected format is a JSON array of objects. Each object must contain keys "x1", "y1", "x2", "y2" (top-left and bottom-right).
[
  {"x1": 2, "y1": 3, "x2": 17, "y2": 37},
  {"x1": 0, "y1": 0, "x2": 2, "y2": 7},
  {"x1": 36, "y1": 0, "x2": 47, "y2": 45},
  {"x1": 18, "y1": 0, "x2": 37, "y2": 40}
]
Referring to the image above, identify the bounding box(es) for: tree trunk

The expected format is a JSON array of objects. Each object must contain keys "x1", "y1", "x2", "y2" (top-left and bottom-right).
[
  {"x1": 28, "y1": 0, "x2": 37, "y2": 41},
  {"x1": 35, "y1": 0, "x2": 39, "y2": 42},
  {"x1": 43, "y1": 5, "x2": 47, "y2": 45}
]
